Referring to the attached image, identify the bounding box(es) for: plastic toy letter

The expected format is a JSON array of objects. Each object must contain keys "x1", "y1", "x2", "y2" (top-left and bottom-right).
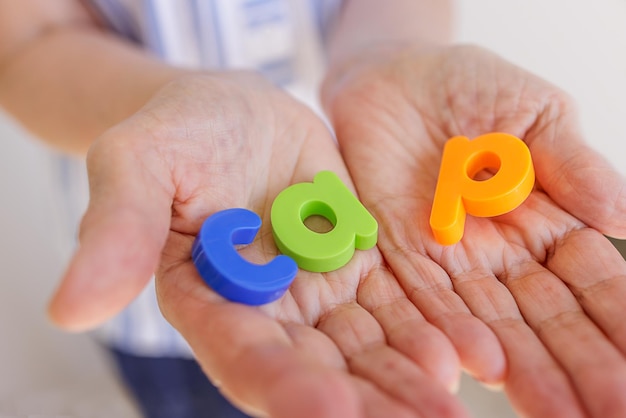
[
  {"x1": 192, "y1": 208, "x2": 298, "y2": 305},
  {"x1": 429, "y1": 133, "x2": 535, "y2": 245},
  {"x1": 271, "y1": 171, "x2": 378, "y2": 272}
]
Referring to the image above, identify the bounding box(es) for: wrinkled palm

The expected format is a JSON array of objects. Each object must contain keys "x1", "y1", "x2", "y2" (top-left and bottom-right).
[{"x1": 326, "y1": 45, "x2": 626, "y2": 418}]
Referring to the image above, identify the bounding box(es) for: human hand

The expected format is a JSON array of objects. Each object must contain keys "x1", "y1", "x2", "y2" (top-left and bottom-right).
[
  {"x1": 323, "y1": 45, "x2": 626, "y2": 417},
  {"x1": 47, "y1": 73, "x2": 468, "y2": 417}
]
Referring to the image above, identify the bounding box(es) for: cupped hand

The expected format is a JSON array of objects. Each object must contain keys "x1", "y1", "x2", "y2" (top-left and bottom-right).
[
  {"x1": 324, "y1": 45, "x2": 626, "y2": 418},
  {"x1": 48, "y1": 72, "x2": 468, "y2": 418}
]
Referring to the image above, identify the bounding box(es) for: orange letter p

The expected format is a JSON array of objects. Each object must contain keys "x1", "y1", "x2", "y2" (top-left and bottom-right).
[{"x1": 429, "y1": 132, "x2": 535, "y2": 245}]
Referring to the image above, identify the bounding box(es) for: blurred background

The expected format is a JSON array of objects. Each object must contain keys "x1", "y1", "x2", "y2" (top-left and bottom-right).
[{"x1": 1, "y1": 1, "x2": 625, "y2": 416}]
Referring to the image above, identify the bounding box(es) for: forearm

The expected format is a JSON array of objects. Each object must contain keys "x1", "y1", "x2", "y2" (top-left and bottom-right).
[
  {"x1": 326, "y1": 0, "x2": 455, "y2": 67},
  {"x1": 0, "y1": 25, "x2": 188, "y2": 155}
]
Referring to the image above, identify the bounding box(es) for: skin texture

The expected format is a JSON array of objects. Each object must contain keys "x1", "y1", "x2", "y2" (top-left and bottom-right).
[{"x1": 322, "y1": 44, "x2": 626, "y2": 418}]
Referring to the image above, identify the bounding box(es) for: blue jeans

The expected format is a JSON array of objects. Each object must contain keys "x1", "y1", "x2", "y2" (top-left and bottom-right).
[{"x1": 109, "y1": 348, "x2": 251, "y2": 418}]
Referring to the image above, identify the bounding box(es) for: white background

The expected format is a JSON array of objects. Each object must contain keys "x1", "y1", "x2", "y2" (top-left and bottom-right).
[{"x1": 1, "y1": 1, "x2": 625, "y2": 416}]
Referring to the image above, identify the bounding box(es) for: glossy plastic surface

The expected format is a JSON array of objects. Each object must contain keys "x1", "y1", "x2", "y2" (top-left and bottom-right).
[
  {"x1": 430, "y1": 133, "x2": 535, "y2": 245},
  {"x1": 192, "y1": 208, "x2": 298, "y2": 305},
  {"x1": 271, "y1": 171, "x2": 378, "y2": 272}
]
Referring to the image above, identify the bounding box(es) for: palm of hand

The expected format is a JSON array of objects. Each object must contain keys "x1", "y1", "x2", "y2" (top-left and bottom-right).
[{"x1": 327, "y1": 46, "x2": 626, "y2": 418}]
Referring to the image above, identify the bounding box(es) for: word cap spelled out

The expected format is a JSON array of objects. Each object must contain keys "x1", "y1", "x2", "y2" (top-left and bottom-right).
[{"x1": 193, "y1": 133, "x2": 534, "y2": 305}]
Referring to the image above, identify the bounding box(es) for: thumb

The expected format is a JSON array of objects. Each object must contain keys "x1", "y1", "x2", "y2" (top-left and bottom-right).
[
  {"x1": 48, "y1": 129, "x2": 174, "y2": 331},
  {"x1": 529, "y1": 108, "x2": 626, "y2": 239}
]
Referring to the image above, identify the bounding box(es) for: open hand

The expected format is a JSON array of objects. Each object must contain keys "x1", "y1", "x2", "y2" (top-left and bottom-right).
[{"x1": 324, "y1": 45, "x2": 626, "y2": 418}]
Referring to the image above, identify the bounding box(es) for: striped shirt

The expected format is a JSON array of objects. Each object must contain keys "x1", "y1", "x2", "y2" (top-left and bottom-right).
[{"x1": 55, "y1": 0, "x2": 343, "y2": 357}]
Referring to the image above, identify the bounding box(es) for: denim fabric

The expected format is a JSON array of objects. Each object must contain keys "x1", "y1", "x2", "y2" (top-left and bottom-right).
[{"x1": 109, "y1": 348, "x2": 251, "y2": 418}]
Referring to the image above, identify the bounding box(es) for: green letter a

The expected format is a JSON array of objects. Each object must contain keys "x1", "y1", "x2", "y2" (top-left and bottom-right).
[{"x1": 270, "y1": 171, "x2": 378, "y2": 272}]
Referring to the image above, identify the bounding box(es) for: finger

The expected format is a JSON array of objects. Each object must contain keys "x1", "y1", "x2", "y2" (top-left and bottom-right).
[
  {"x1": 494, "y1": 319, "x2": 586, "y2": 418},
  {"x1": 504, "y1": 258, "x2": 626, "y2": 417},
  {"x1": 350, "y1": 378, "x2": 415, "y2": 418},
  {"x1": 445, "y1": 260, "x2": 585, "y2": 417},
  {"x1": 281, "y1": 322, "x2": 348, "y2": 370},
  {"x1": 48, "y1": 127, "x2": 174, "y2": 331},
  {"x1": 356, "y1": 264, "x2": 461, "y2": 392},
  {"x1": 350, "y1": 346, "x2": 469, "y2": 418},
  {"x1": 547, "y1": 229, "x2": 626, "y2": 354},
  {"x1": 316, "y1": 302, "x2": 469, "y2": 418},
  {"x1": 378, "y1": 220, "x2": 507, "y2": 385},
  {"x1": 526, "y1": 110, "x2": 626, "y2": 238},
  {"x1": 224, "y1": 346, "x2": 361, "y2": 418}
]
